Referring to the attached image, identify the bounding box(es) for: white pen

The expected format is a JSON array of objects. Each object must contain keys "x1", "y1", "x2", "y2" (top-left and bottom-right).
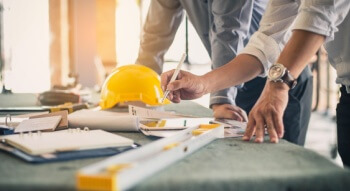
[{"x1": 161, "y1": 52, "x2": 187, "y2": 103}]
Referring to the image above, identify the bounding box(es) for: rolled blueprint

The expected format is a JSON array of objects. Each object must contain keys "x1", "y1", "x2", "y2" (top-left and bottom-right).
[{"x1": 68, "y1": 109, "x2": 139, "y2": 132}]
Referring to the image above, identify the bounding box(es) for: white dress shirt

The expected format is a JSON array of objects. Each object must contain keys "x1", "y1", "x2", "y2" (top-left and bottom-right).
[{"x1": 239, "y1": 0, "x2": 350, "y2": 90}]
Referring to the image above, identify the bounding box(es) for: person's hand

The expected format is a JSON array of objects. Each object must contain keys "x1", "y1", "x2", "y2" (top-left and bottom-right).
[
  {"x1": 243, "y1": 81, "x2": 289, "y2": 143},
  {"x1": 161, "y1": 70, "x2": 207, "y2": 103},
  {"x1": 212, "y1": 104, "x2": 248, "y2": 122}
]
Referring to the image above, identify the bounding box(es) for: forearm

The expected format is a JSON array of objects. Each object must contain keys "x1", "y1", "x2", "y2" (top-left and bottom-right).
[
  {"x1": 277, "y1": 30, "x2": 325, "y2": 79},
  {"x1": 136, "y1": 0, "x2": 183, "y2": 74},
  {"x1": 202, "y1": 30, "x2": 325, "y2": 94},
  {"x1": 203, "y1": 54, "x2": 263, "y2": 93}
]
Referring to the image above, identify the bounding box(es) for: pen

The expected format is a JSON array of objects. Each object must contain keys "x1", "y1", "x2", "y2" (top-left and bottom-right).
[{"x1": 161, "y1": 52, "x2": 187, "y2": 103}]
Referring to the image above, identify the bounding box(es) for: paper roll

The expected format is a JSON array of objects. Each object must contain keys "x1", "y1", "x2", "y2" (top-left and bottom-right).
[{"x1": 68, "y1": 109, "x2": 139, "y2": 132}]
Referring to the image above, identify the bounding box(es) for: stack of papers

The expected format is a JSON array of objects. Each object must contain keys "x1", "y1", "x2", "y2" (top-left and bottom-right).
[
  {"x1": 3, "y1": 129, "x2": 134, "y2": 155},
  {"x1": 67, "y1": 105, "x2": 247, "y2": 138},
  {"x1": 0, "y1": 111, "x2": 69, "y2": 134}
]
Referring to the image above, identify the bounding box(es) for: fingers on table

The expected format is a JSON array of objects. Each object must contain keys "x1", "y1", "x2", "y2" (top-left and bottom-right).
[
  {"x1": 253, "y1": 113, "x2": 265, "y2": 143},
  {"x1": 240, "y1": 111, "x2": 248, "y2": 122},
  {"x1": 244, "y1": 109, "x2": 282, "y2": 143},
  {"x1": 231, "y1": 106, "x2": 248, "y2": 122},
  {"x1": 272, "y1": 110, "x2": 284, "y2": 138},
  {"x1": 226, "y1": 105, "x2": 247, "y2": 122},
  {"x1": 243, "y1": 115, "x2": 256, "y2": 141},
  {"x1": 216, "y1": 109, "x2": 243, "y2": 122},
  {"x1": 265, "y1": 113, "x2": 278, "y2": 143},
  {"x1": 229, "y1": 111, "x2": 243, "y2": 122}
]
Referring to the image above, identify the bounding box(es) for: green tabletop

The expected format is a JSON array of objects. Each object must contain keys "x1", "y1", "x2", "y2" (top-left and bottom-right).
[{"x1": 0, "y1": 93, "x2": 350, "y2": 191}]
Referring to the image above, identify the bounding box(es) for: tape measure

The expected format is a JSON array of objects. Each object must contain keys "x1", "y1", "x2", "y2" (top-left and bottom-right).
[{"x1": 50, "y1": 103, "x2": 88, "y2": 113}]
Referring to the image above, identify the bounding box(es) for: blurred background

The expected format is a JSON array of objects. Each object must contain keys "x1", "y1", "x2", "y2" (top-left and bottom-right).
[
  {"x1": 0, "y1": 0, "x2": 210, "y2": 93},
  {"x1": 0, "y1": 0, "x2": 342, "y2": 165}
]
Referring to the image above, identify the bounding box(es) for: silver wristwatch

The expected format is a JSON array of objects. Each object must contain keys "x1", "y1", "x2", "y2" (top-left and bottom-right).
[{"x1": 267, "y1": 63, "x2": 297, "y2": 89}]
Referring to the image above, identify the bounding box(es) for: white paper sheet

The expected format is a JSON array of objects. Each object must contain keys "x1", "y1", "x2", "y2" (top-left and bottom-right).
[
  {"x1": 4, "y1": 129, "x2": 134, "y2": 155},
  {"x1": 14, "y1": 116, "x2": 62, "y2": 133}
]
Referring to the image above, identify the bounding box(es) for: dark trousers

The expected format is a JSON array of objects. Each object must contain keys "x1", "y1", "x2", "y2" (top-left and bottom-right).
[
  {"x1": 236, "y1": 67, "x2": 313, "y2": 146},
  {"x1": 337, "y1": 86, "x2": 350, "y2": 167}
]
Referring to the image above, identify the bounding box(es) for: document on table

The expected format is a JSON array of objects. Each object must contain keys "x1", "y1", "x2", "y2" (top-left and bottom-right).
[
  {"x1": 212, "y1": 119, "x2": 247, "y2": 137},
  {"x1": 29, "y1": 110, "x2": 68, "y2": 129},
  {"x1": 3, "y1": 129, "x2": 134, "y2": 155},
  {"x1": 14, "y1": 116, "x2": 62, "y2": 133},
  {"x1": 129, "y1": 105, "x2": 195, "y2": 118}
]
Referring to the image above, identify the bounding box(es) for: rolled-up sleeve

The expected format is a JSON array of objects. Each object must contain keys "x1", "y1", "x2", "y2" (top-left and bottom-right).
[
  {"x1": 239, "y1": 0, "x2": 299, "y2": 77},
  {"x1": 239, "y1": 0, "x2": 350, "y2": 77},
  {"x1": 293, "y1": 0, "x2": 350, "y2": 42},
  {"x1": 239, "y1": 32, "x2": 281, "y2": 77}
]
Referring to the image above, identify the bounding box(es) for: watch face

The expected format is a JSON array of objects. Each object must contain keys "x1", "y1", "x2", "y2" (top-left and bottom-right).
[{"x1": 268, "y1": 65, "x2": 284, "y2": 80}]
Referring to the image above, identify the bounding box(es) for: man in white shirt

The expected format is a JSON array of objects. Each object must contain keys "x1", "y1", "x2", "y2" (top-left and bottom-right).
[
  {"x1": 161, "y1": 0, "x2": 350, "y2": 166},
  {"x1": 137, "y1": 0, "x2": 313, "y2": 146}
]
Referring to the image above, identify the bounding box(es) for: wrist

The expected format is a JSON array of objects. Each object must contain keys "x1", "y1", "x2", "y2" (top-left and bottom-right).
[
  {"x1": 267, "y1": 80, "x2": 290, "y2": 92},
  {"x1": 211, "y1": 104, "x2": 219, "y2": 110},
  {"x1": 267, "y1": 63, "x2": 297, "y2": 89},
  {"x1": 211, "y1": 103, "x2": 226, "y2": 110},
  {"x1": 199, "y1": 75, "x2": 210, "y2": 94}
]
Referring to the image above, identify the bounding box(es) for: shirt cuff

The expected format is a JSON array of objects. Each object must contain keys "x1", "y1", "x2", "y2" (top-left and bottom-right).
[
  {"x1": 239, "y1": 32, "x2": 281, "y2": 77},
  {"x1": 209, "y1": 96, "x2": 234, "y2": 108},
  {"x1": 293, "y1": 10, "x2": 335, "y2": 42},
  {"x1": 209, "y1": 87, "x2": 238, "y2": 108}
]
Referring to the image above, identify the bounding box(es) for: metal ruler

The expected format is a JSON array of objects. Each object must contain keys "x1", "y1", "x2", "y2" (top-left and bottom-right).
[{"x1": 76, "y1": 123, "x2": 224, "y2": 191}]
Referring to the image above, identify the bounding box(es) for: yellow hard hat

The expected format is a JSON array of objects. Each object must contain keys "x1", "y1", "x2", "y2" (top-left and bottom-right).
[{"x1": 100, "y1": 64, "x2": 170, "y2": 109}]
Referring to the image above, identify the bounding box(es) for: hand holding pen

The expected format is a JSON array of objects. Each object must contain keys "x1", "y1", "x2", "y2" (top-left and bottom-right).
[
  {"x1": 160, "y1": 53, "x2": 187, "y2": 103},
  {"x1": 160, "y1": 53, "x2": 208, "y2": 103}
]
